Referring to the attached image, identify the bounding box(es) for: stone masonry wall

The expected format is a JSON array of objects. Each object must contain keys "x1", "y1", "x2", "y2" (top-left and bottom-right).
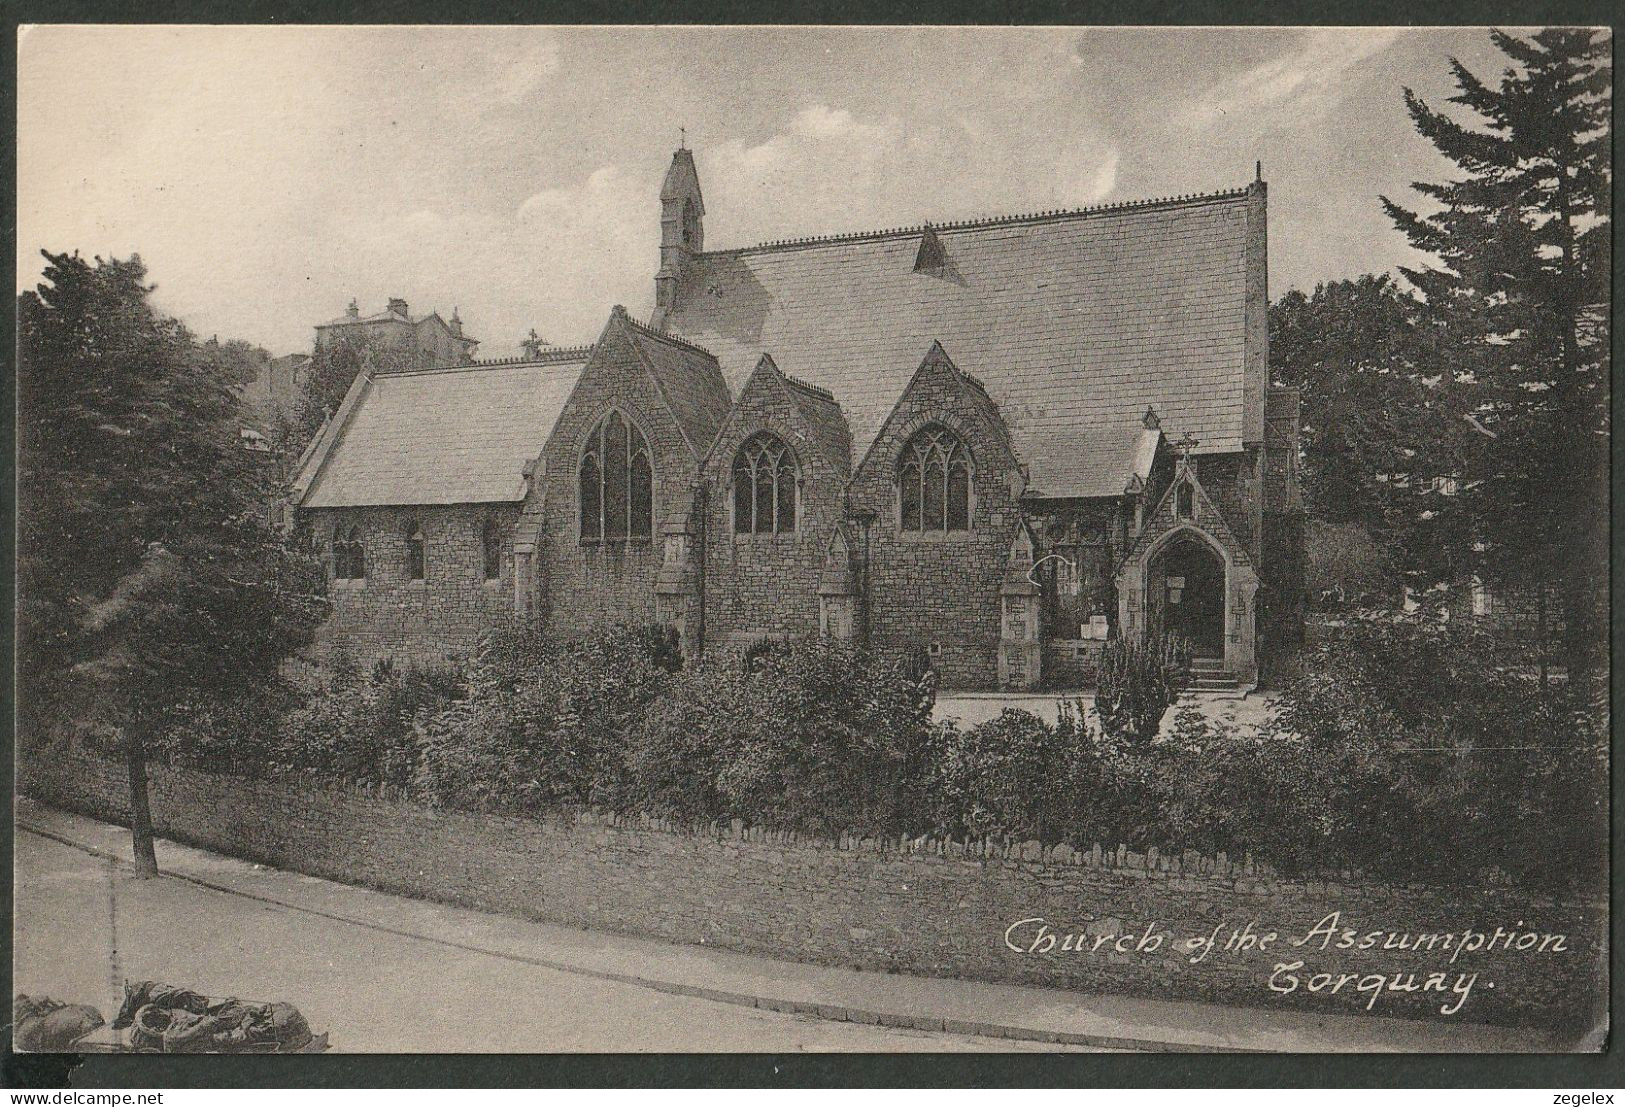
[
  {"x1": 1192, "y1": 452, "x2": 1261, "y2": 564},
  {"x1": 21, "y1": 746, "x2": 1605, "y2": 1035},
  {"x1": 846, "y1": 362, "x2": 1025, "y2": 688},
  {"x1": 306, "y1": 503, "x2": 517, "y2": 669},
  {"x1": 537, "y1": 324, "x2": 701, "y2": 636},
  {"x1": 701, "y1": 377, "x2": 848, "y2": 647}
]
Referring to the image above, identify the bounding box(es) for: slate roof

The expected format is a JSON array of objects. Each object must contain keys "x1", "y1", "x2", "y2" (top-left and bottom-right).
[
  {"x1": 613, "y1": 308, "x2": 733, "y2": 458},
  {"x1": 298, "y1": 348, "x2": 590, "y2": 508},
  {"x1": 1064, "y1": 424, "x2": 1163, "y2": 497},
  {"x1": 664, "y1": 185, "x2": 1265, "y2": 499},
  {"x1": 782, "y1": 373, "x2": 853, "y2": 476}
]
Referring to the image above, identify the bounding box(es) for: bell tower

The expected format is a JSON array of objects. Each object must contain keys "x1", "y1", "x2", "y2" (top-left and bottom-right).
[{"x1": 652, "y1": 144, "x2": 705, "y2": 328}]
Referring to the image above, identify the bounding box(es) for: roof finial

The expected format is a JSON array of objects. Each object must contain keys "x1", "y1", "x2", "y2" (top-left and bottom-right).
[
  {"x1": 1255, "y1": 159, "x2": 1263, "y2": 183},
  {"x1": 1174, "y1": 431, "x2": 1201, "y2": 464},
  {"x1": 679, "y1": 126, "x2": 687, "y2": 151}
]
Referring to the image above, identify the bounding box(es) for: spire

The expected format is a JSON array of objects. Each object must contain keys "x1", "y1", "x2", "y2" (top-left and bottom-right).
[{"x1": 654, "y1": 146, "x2": 706, "y2": 327}]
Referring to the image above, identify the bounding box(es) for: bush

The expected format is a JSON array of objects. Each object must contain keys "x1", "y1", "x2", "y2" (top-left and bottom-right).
[
  {"x1": 931, "y1": 702, "x2": 1099, "y2": 842},
  {"x1": 132, "y1": 613, "x2": 1601, "y2": 897},
  {"x1": 273, "y1": 662, "x2": 463, "y2": 789},
  {"x1": 630, "y1": 638, "x2": 938, "y2": 835},
  {"x1": 1094, "y1": 633, "x2": 1188, "y2": 745},
  {"x1": 415, "y1": 622, "x2": 679, "y2": 813},
  {"x1": 149, "y1": 680, "x2": 306, "y2": 776},
  {"x1": 1260, "y1": 615, "x2": 1607, "y2": 892}
]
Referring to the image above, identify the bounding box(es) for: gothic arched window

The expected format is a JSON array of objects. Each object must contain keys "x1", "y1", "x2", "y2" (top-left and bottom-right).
[
  {"x1": 405, "y1": 519, "x2": 425, "y2": 580},
  {"x1": 682, "y1": 198, "x2": 700, "y2": 249},
  {"x1": 898, "y1": 425, "x2": 972, "y2": 533},
  {"x1": 732, "y1": 432, "x2": 798, "y2": 534},
  {"x1": 334, "y1": 523, "x2": 365, "y2": 580},
  {"x1": 481, "y1": 519, "x2": 503, "y2": 581},
  {"x1": 580, "y1": 411, "x2": 653, "y2": 542}
]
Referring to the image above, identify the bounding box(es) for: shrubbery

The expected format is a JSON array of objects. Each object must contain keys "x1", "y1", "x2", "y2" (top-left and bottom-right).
[
  {"x1": 1094, "y1": 633, "x2": 1188, "y2": 745},
  {"x1": 1261, "y1": 615, "x2": 1607, "y2": 891},
  {"x1": 629, "y1": 638, "x2": 938, "y2": 834},
  {"x1": 414, "y1": 621, "x2": 680, "y2": 813},
  {"x1": 132, "y1": 616, "x2": 1604, "y2": 896},
  {"x1": 930, "y1": 703, "x2": 1098, "y2": 842}
]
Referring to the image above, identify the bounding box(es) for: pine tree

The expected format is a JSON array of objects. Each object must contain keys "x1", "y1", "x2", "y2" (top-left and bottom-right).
[
  {"x1": 1382, "y1": 27, "x2": 1610, "y2": 687},
  {"x1": 18, "y1": 251, "x2": 328, "y2": 873}
]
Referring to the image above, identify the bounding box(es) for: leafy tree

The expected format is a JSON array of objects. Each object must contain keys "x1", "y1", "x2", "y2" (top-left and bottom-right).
[
  {"x1": 271, "y1": 335, "x2": 414, "y2": 463},
  {"x1": 17, "y1": 251, "x2": 328, "y2": 872},
  {"x1": 1268, "y1": 277, "x2": 1476, "y2": 597},
  {"x1": 198, "y1": 335, "x2": 272, "y2": 388},
  {"x1": 1382, "y1": 28, "x2": 1610, "y2": 685}
]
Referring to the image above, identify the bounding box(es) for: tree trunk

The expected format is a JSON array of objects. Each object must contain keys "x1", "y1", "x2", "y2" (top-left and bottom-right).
[{"x1": 124, "y1": 726, "x2": 159, "y2": 877}]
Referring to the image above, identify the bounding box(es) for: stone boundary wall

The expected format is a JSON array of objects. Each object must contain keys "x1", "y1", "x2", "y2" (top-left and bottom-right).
[{"x1": 20, "y1": 747, "x2": 1605, "y2": 1034}]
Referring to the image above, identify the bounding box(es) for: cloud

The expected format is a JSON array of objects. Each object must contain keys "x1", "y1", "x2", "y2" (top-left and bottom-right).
[
  {"x1": 492, "y1": 33, "x2": 564, "y2": 106},
  {"x1": 703, "y1": 103, "x2": 1121, "y2": 249},
  {"x1": 1178, "y1": 28, "x2": 1400, "y2": 128},
  {"x1": 319, "y1": 164, "x2": 653, "y2": 354}
]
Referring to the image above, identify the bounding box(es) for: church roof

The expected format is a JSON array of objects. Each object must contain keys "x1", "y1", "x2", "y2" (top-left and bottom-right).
[
  {"x1": 782, "y1": 372, "x2": 853, "y2": 476},
  {"x1": 664, "y1": 185, "x2": 1266, "y2": 499},
  {"x1": 610, "y1": 307, "x2": 733, "y2": 458},
  {"x1": 298, "y1": 347, "x2": 590, "y2": 508}
]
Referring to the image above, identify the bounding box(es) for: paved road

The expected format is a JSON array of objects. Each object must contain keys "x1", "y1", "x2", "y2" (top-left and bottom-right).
[{"x1": 14, "y1": 829, "x2": 1095, "y2": 1053}]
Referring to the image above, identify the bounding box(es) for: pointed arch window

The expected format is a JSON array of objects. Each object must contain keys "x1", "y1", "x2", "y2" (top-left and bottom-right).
[
  {"x1": 405, "y1": 519, "x2": 426, "y2": 580},
  {"x1": 334, "y1": 523, "x2": 366, "y2": 580},
  {"x1": 481, "y1": 519, "x2": 504, "y2": 581},
  {"x1": 682, "y1": 198, "x2": 700, "y2": 250},
  {"x1": 898, "y1": 425, "x2": 972, "y2": 533},
  {"x1": 732, "y1": 432, "x2": 798, "y2": 534},
  {"x1": 580, "y1": 411, "x2": 653, "y2": 542}
]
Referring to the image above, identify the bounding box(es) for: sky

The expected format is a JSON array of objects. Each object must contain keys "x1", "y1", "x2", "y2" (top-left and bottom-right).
[{"x1": 17, "y1": 25, "x2": 1554, "y2": 358}]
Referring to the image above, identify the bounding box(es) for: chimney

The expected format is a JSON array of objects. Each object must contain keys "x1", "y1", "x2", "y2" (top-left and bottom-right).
[
  {"x1": 449, "y1": 307, "x2": 463, "y2": 337},
  {"x1": 347, "y1": 298, "x2": 360, "y2": 319},
  {"x1": 388, "y1": 297, "x2": 409, "y2": 318}
]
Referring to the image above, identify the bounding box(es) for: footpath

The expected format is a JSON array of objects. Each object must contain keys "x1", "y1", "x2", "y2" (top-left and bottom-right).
[{"x1": 16, "y1": 798, "x2": 1576, "y2": 1053}]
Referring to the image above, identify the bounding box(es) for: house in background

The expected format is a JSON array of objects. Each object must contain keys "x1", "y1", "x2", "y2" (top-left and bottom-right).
[
  {"x1": 237, "y1": 352, "x2": 313, "y2": 435},
  {"x1": 290, "y1": 148, "x2": 1304, "y2": 691},
  {"x1": 315, "y1": 296, "x2": 480, "y2": 368}
]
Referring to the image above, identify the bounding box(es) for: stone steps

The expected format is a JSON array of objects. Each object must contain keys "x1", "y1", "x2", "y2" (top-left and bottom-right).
[{"x1": 1183, "y1": 656, "x2": 1242, "y2": 696}]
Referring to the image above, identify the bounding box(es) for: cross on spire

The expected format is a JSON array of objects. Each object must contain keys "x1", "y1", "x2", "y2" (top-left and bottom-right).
[{"x1": 679, "y1": 126, "x2": 687, "y2": 150}]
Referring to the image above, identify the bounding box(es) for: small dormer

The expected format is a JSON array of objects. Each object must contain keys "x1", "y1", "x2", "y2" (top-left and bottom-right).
[{"x1": 913, "y1": 225, "x2": 947, "y2": 274}]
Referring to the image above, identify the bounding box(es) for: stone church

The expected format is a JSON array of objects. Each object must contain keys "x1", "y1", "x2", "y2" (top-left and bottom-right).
[{"x1": 290, "y1": 148, "x2": 1304, "y2": 690}]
